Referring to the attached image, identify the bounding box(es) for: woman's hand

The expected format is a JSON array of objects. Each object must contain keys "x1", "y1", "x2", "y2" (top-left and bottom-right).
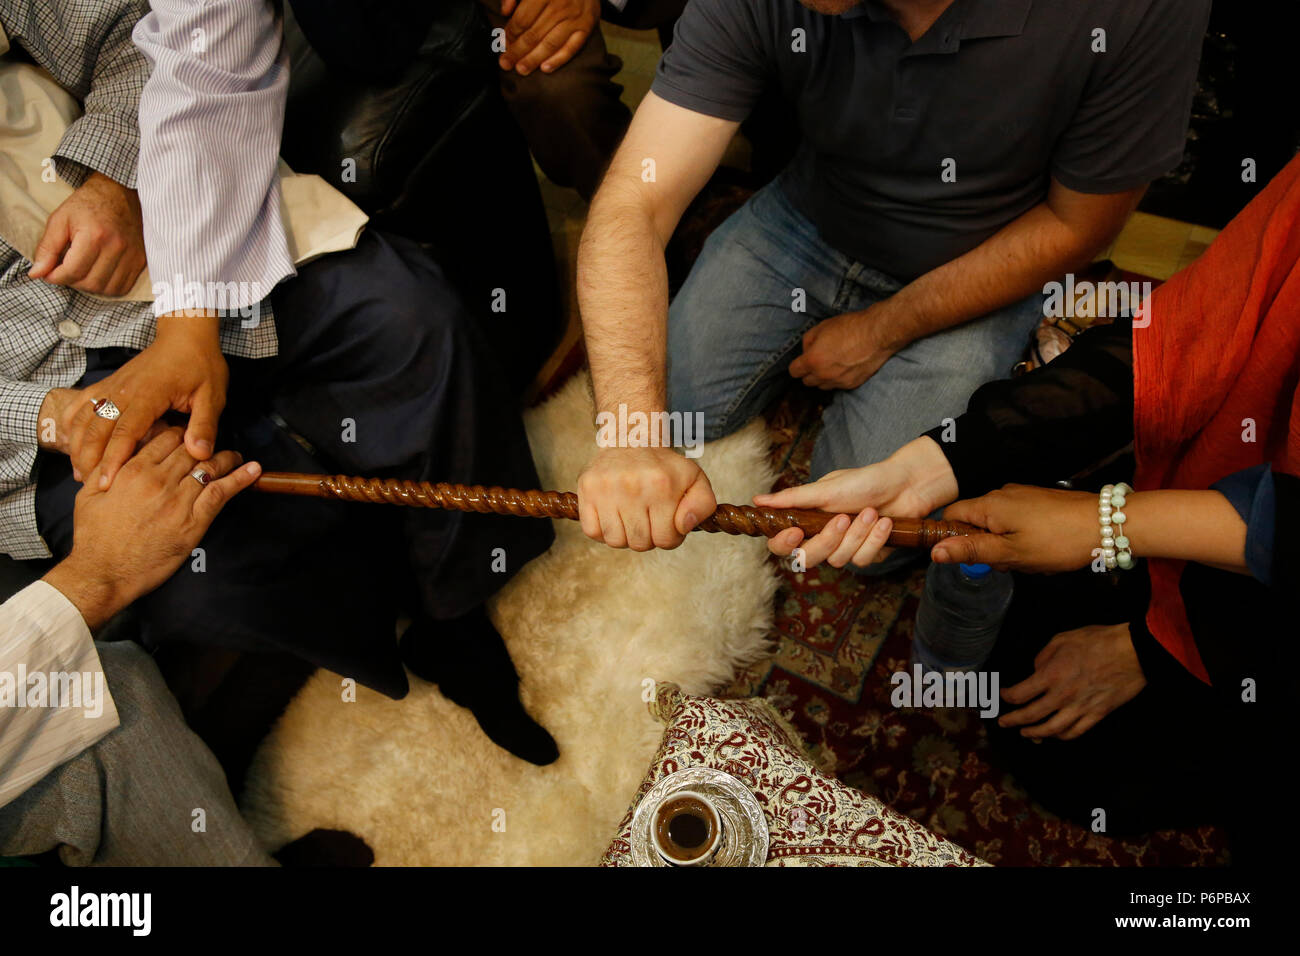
[
  {"x1": 754, "y1": 436, "x2": 958, "y2": 569},
  {"x1": 930, "y1": 484, "x2": 1100, "y2": 573},
  {"x1": 998, "y1": 623, "x2": 1147, "y2": 740}
]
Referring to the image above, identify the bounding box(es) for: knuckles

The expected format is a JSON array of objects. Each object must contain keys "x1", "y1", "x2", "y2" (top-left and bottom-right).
[
  {"x1": 641, "y1": 469, "x2": 673, "y2": 496},
  {"x1": 581, "y1": 466, "x2": 679, "y2": 503}
]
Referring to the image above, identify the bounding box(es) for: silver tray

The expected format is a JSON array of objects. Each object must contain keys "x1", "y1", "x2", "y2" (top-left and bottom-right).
[{"x1": 629, "y1": 767, "x2": 769, "y2": 867}]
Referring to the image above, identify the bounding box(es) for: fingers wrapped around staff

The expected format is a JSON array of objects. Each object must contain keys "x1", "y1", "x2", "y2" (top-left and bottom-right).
[{"x1": 767, "y1": 507, "x2": 893, "y2": 568}]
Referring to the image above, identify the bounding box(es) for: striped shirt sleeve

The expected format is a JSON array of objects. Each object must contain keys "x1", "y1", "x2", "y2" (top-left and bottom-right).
[
  {"x1": 0, "y1": 581, "x2": 120, "y2": 810},
  {"x1": 132, "y1": 0, "x2": 295, "y2": 317}
]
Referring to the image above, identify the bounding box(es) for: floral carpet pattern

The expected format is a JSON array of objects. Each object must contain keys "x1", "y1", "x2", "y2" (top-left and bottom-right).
[{"x1": 720, "y1": 390, "x2": 1229, "y2": 867}]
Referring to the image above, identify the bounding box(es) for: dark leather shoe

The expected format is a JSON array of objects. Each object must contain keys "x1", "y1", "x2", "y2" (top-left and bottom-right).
[{"x1": 274, "y1": 828, "x2": 374, "y2": 867}]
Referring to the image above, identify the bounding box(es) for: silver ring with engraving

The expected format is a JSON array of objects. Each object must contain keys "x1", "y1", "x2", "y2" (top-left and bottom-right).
[{"x1": 91, "y1": 398, "x2": 121, "y2": 421}]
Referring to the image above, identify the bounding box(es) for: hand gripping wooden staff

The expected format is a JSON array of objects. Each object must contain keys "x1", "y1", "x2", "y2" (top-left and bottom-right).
[{"x1": 252, "y1": 472, "x2": 977, "y2": 549}]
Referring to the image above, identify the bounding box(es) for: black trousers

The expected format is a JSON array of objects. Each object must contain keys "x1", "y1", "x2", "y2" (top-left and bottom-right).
[
  {"x1": 36, "y1": 231, "x2": 553, "y2": 700},
  {"x1": 984, "y1": 567, "x2": 1228, "y2": 838}
]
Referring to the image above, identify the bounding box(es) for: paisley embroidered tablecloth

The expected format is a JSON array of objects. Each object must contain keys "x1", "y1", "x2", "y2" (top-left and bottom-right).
[{"x1": 601, "y1": 683, "x2": 988, "y2": 867}]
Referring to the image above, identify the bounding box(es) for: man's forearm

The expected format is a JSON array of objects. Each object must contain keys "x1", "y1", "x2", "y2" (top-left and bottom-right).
[
  {"x1": 871, "y1": 188, "x2": 1143, "y2": 351},
  {"x1": 576, "y1": 183, "x2": 672, "y2": 416}
]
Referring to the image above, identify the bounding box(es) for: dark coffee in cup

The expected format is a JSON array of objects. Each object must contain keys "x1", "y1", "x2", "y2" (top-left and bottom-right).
[{"x1": 653, "y1": 793, "x2": 720, "y2": 865}]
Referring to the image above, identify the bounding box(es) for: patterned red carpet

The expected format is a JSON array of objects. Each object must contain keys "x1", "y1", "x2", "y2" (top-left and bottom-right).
[{"x1": 721, "y1": 390, "x2": 1230, "y2": 867}]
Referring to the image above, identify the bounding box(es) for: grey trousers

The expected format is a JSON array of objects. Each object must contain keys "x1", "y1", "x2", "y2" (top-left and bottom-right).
[{"x1": 0, "y1": 641, "x2": 274, "y2": 866}]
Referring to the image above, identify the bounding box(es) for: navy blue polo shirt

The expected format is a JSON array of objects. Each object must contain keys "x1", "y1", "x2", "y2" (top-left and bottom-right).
[{"x1": 652, "y1": 0, "x2": 1210, "y2": 281}]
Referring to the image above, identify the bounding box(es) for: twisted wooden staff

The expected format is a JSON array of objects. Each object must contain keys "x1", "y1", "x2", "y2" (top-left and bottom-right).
[{"x1": 253, "y1": 472, "x2": 976, "y2": 549}]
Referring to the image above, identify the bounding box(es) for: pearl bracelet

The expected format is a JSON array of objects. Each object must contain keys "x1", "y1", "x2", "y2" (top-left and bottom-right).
[{"x1": 1098, "y1": 483, "x2": 1134, "y2": 570}]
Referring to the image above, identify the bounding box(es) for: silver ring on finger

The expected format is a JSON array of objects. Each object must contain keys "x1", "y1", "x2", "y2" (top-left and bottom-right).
[
  {"x1": 190, "y1": 467, "x2": 212, "y2": 487},
  {"x1": 91, "y1": 397, "x2": 121, "y2": 421}
]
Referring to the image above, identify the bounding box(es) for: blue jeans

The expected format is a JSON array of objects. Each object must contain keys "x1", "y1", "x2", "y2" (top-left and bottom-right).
[{"x1": 667, "y1": 180, "x2": 1044, "y2": 479}]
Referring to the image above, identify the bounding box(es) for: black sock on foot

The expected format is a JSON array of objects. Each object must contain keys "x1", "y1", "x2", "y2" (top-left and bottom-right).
[{"x1": 399, "y1": 610, "x2": 559, "y2": 766}]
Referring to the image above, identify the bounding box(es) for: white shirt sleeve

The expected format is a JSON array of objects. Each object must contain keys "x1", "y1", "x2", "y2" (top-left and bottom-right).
[
  {"x1": 0, "y1": 581, "x2": 120, "y2": 810},
  {"x1": 132, "y1": 0, "x2": 295, "y2": 317}
]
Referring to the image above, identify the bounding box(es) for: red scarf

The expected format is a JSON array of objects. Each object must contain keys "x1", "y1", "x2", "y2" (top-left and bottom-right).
[{"x1": 1133, "y1": 155, "x2": 1300, "y2": 683}]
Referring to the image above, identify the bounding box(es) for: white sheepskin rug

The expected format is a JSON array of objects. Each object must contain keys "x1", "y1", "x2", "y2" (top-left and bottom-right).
[{"x1": 240, "y1": 372, "x2": 779, "y2": 865}]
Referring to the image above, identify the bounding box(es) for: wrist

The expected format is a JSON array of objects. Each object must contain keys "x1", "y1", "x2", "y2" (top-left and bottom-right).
[
  {"x1": 82, "y1": 170, "x2": 123, "y2": 192},
  {"x1": 42, "y1": 558, "x2": 129, "y2": 632},
  {"x1": 863, "y1": 297, "x2": 910, "y2": 354},
  {"x1": 597, "y1": 443, "x2": 680, "y2": 461},
  {"x1": 591, "y1": 388, "x2": 666, "y2": 419},
  {"x1": 37, "y1": 388, "x2": 75, "y2": 453},
  {"x1": 591, "y1": 395, "x2": 672, "y2": 451},
  {"x1": 897, "y1": 437, "x2": 959, "y2": 512},
  {"x1": 1081, "y1": 489, "x2": 1117, "y2": 568},
  {"x1": 157, "y1": 309, "x2": 221, "y2": 346}
]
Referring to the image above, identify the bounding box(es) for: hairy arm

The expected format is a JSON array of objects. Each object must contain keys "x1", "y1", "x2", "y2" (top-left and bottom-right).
[
  {"x1": 577, "y1": 91, "x2": 739, "y2": 416},
  {"x1": 792, "y1": 180, "x2": 1146, "y2": 388},
  {"x1": 886, "y1": 180, "x2": 1144, "y2": 347},
  {"x1": 573, "y1": 92, "x2": 738, "y2": 551}
]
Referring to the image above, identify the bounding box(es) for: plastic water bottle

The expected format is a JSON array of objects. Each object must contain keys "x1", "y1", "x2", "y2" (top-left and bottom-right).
[{"x1": 911, "y1": 562, "x2": 1013, "y2": 674}]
